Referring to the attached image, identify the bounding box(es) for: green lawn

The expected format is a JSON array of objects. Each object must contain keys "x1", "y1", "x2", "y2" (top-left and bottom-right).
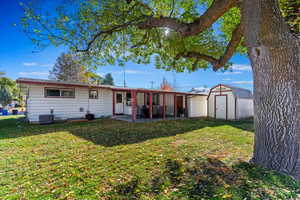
[{"x1": 0, "y1": 116, "x2": 299, "y2": 199}]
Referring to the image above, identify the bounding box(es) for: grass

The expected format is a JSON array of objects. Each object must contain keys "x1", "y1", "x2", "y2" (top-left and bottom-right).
[{"x1": 0, "y1": 116, "x2": 299, "y2": 199}]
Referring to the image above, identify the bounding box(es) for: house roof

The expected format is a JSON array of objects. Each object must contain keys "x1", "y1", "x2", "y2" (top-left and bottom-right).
[
  {"x1": 16, "y1": 78, "x2": 207, "y2": 96},
  {"x1": 189, "y1": 87, "x2": 210, "y2": 95},
  {"x1": 209, "y1": 84, "x2": 253, "y2": 99}
]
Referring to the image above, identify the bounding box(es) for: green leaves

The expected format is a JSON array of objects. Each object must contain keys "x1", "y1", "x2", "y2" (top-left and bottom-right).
[
  {"x1": 279, "y1": 0, "x2": 300, "y2": 34},
  {"x1": 21, "y1": 0, "x2": 243, "y2": 72},
  {"x1": 0, "y1": 77, "x2": 17, "y2": 107},
  {"x1": 0, "y1": 86, "x2": 13, "y2": 108}
]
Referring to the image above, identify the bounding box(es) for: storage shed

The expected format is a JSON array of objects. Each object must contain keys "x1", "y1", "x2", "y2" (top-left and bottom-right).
[{"x1": 207, "y1": 84, "x2": 253, "y2": 120}]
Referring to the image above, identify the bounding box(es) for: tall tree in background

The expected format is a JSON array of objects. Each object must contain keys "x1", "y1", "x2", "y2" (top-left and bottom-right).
[
  {"x1": 102, "y1": 73, "x2": 114, "y2": 85},
  {"x1": 21, "y1": 0, "x2": 299, "y2": 180},
  {"x1": 49, "y1": 53, "x2": 88, "y2": 82},
  {"x1": 160, "y1": 78, "x2": 173, "y2": 91},
  {"x1": 0, "y1": 87, "x2": 12, "y2": 108},
  {"x1": 88, "y1": 73, "x2": 103, "y2": 85},
  {"x1": 0, "y1": 77, "x2": 17, "y2": 108}
]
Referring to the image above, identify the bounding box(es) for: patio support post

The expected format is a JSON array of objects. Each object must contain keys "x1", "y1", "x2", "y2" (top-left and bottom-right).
[
  {"x1": 112, "y1": 90, "x2": 115, "y2": 116},
  {"x1": 185, "y1": 95, "x2": 188, "y2": 117},
  {"x1": 149, "y1": 93, "x2": 153, "y2": 119},
  {"x1": 174, "y1": 94, "x2": 177, "y2": 118},
  {"x1": 131, "y1": 90, "x2": 137, "y2": 121},
  {"x1": 163, "y1": 93, "x2": 166, "y2": 119}
]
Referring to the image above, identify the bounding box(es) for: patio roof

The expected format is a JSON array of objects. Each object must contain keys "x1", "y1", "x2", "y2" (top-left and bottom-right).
[{"x1": 16, "y1": 78, "x2": 207, "y2": 96}]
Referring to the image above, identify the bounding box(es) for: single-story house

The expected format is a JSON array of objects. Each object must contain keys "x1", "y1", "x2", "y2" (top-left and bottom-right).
[
  {"x1": 207, "y1": 84, "x2": 253, "y2": 120},
  {"x1": 16, "y1": 78, "x2": 207, "y2": 123}
]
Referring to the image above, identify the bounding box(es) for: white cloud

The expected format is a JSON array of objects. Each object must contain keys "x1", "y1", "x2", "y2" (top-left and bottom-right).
[
  {"x1": 23, "y1": 62, "x2": 53, "y2": 68},
  {"x1": 124, "y1": 70, "x2": 148, "y2": 74},
  {"x1": 217, "y1": 64, "x2": 251, "y2": 76},
  {"x1": 231, "y1": 81, "x2": 253, "y2": 85},
  {"x1": 222, "y1": 78, "x2": 231, "y2": 81},
  {"x1": 230, "y1": 64, "x2": 252, "y2": 71},
  {"x1": 98, "y1": 70, "x2": 149, "y2": 76},
  {"x1": 193, "y1": 86, "x2": 210, "y2": 92},
  {"x1": 19, "y1": 71, "x2": 49, "y2": 77},
  {"x1": 218, "y1": 71, "x2": 242, "y2": 75},
  {"x1": 23, "y1": 62, "x2": 37, "y2": 66},
  {"x1": 41, "y1": 63, "x2": 53, "y2": 68}
]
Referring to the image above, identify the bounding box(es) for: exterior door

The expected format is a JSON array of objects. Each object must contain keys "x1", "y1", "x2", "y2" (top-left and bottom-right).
[
  {"x1": 215, "y1": 95, "x2": 227, "y2": 119},
  {"x1": 176, "y1": 96, "x2": 184, "y2": 117},
  {"x1": 115, "y1": 93, "x2": 124, "y2": 114}
]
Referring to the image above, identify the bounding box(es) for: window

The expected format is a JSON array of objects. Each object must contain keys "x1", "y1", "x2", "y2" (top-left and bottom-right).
[
  {"x1": 89, "y1": 90, "x2": 98, "y2": 99},
  {"x1": 45, "y1": 88, "x2": 75, "y2": 98},
  {"x1": 46, "y1": 89, "x2": 60, "y2": 97},
  {"x1": 126, "y1": 92, "x2": 131, "y2": 106},
  {"x1": 116, "y1": 93, "x2": 123, "y2": 103},
  {"x1": 61, "y1": 89, "x2": 75, "y2": 97}
]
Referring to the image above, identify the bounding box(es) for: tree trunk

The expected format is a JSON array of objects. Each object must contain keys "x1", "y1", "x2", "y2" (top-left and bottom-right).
[{"x1": 242, "y1": 0, "x2": 300, "y2": 180}]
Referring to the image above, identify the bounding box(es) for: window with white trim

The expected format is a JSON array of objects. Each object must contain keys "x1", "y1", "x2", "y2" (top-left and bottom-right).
[
  {"x1": 89, "y1": 89, "x2": 98, "y2": 99},
  {"x1": 45, "y1": 88, "x2": 75, "y2": 98}
]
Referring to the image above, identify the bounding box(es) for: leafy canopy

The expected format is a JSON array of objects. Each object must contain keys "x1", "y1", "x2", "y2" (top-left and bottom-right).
[
  {"x1": 21, "y1": 0, "x2": 296, "y2": 72},
  {"x1": 279, "y1": 0, "x2": 300, "y2": 34},
  {"x1": 21, "y1": 0, "x2": 242, "y2": 72}
]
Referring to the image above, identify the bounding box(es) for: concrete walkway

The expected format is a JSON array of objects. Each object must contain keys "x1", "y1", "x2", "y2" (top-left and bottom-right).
[{"x1": 112, "y1": 115, "x2": 186, "y2": 123}]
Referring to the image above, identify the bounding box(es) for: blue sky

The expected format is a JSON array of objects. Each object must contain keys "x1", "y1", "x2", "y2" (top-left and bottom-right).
[{"x1": 0, "y1": 1, "x2": 253, "y2": 91}]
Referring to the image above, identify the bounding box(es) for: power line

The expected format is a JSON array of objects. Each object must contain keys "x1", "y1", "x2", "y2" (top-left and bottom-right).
[
  {"x1": 172, "y1": 70, "x2": 177, "y2": 90},
  {"x1": 150, "y1": 81, "x2": 154, "y2": 89},
  {"x1": 123, "y1": 66, "x2": 126, "y2": 88}
]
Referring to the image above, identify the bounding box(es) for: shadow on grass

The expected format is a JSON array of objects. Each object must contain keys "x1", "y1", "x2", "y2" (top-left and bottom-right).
[
  {"x1": 109, "y1": 157, "x2": 300, "y2": 199},
  {"x1": 0, "y1": 117, "x2": 253, "y2": 147}
]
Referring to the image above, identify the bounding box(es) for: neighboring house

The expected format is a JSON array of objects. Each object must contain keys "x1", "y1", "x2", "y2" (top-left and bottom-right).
[
  {"x1": 0, "y1": 101, "x2": 20, "y2": 110},
  {"x1": 16, "y1": 78, "x2": 207, "y2": 123},
  {"x1": 207, "y1": 84, "x2": 253, "y2": 120}
]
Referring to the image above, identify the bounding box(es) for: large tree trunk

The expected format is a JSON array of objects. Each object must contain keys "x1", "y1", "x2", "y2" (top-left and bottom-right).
[{"x1": 242, "y1": 0, "x2": 300, "y2": 180}]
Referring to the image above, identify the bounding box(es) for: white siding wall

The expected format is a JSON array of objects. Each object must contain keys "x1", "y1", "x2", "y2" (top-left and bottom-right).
[
  {"x1": 165, "y1": 94, "x2": 174, "y2": 116},
  {"x1": 208, "y1": 95, "x2": 214, "y2": 118},
  {"x1": 237, "y1": 98, "x2": 253, "y2": 119},
  {"x1": 27, "y1": 85, "x2": 112, "y2": 122},
  {"x1": 188, "y1": 96, "x2": 207, "y2": 117},
  {"x1": 88, "y1": 89, "x2": 113, "y2": 118}
]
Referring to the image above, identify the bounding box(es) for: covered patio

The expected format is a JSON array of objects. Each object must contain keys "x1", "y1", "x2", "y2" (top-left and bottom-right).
[{"x1": 112, "y1": 88, "x2": 191, "y2": 122}]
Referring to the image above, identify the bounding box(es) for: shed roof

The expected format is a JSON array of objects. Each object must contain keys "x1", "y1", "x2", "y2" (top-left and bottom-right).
[
  {"x1": 16, "y1": 78, "x2": 207, "y2": 96},
  {"x1": 209, "y1": 84, "x2": 253, "y2": 99}
]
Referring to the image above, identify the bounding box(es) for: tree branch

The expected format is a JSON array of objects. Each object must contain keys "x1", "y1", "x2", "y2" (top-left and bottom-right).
[
  {"x1": 215, "y1": 23, "x2": 244, "y2": 70},
  {"x1": 76, "y1": 0, "x2": 238, "y2": 52},
  {"x1": 176, "y1": 23, "x2": 244, "y2": 71},
  {"x1": 137, "y1": 0, "x2": 238, "y2": 37},
  {"x1": 76, "y1": 18, "x2": 143, "y2": 52},
  {"x1": 169, "y1": 0, "x2": 175, "y2": 17}
]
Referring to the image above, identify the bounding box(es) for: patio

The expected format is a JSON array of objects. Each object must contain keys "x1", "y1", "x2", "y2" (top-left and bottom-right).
[
  {"x1": 112, "y1": 115, "x2": 186, "y2": 123},
  {"x1": 112, "y1": 88, "x2": 190, "y2": 122}
]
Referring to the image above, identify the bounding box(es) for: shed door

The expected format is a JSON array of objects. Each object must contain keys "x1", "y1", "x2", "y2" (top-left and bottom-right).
[
  {"x1": 115, "y1": 93, "x2": 124, "y2": 114},
  {"x1": 215, "y1": 96, "x2": 227, "y2": 119}
]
